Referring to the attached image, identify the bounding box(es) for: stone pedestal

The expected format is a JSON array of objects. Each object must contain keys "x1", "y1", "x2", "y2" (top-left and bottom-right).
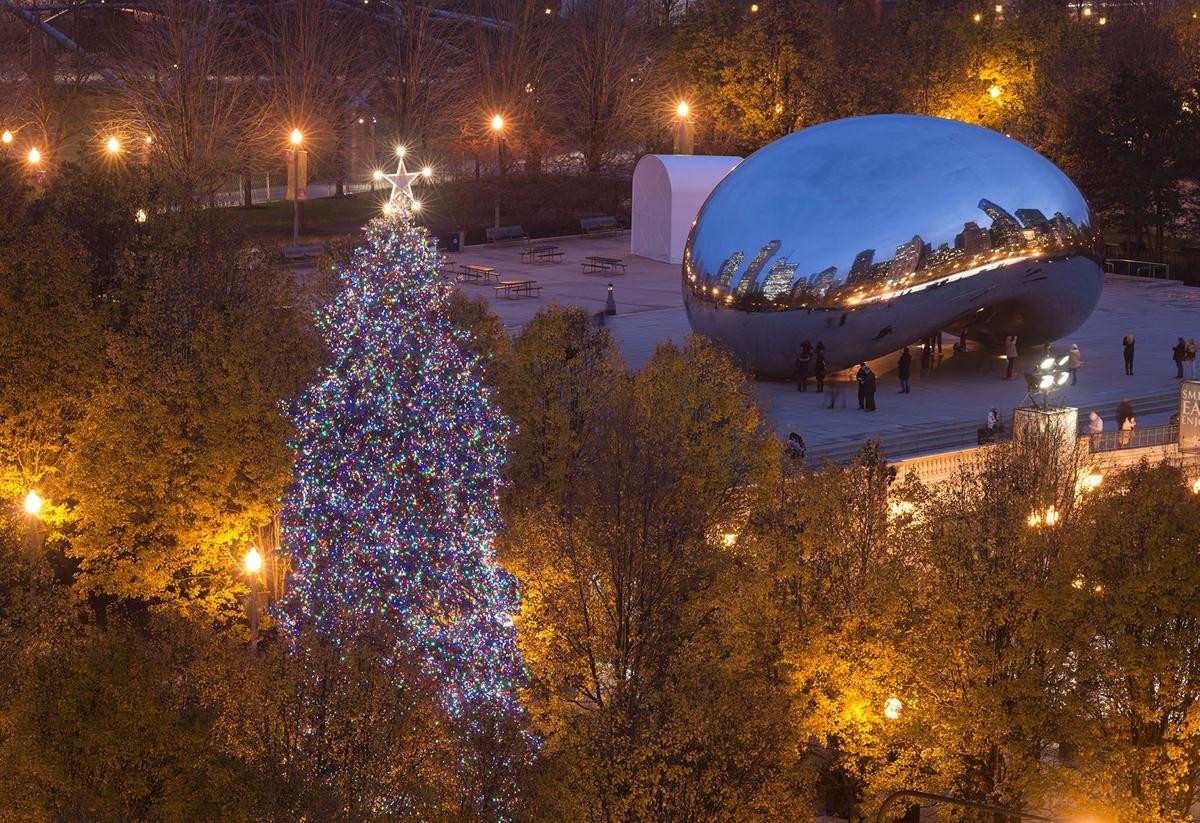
[{"x1": 1013, "y1": 404, "x2": 1078, "y2": 468}]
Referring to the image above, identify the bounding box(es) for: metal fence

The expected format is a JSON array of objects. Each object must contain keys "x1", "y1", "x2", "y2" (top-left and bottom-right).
[
  {"x1": 1087, "y1": 423, "x2": 1178, "y2": 453},
  {"x1": 1104, "y1": 258, "x2": 1171, "y2": 279}
]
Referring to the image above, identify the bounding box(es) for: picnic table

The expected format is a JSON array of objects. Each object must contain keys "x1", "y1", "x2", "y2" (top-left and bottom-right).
[
  {"x1": 581, "y1": 256, "x2": 626, "y2": 275},
  {"x1": 520, "y1": 244, "x2": 564, "y2": 264},
  {"x1": 494, "y1": 279, "x2": 542, "y2": 299},
  {"x1": 459, "y1": 264, "x2": 500, "y2": 284}
]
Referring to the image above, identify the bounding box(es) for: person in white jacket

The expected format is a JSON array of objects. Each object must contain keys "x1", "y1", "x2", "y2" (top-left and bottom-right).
[{"x1": 1068, "y1": 344, "x2": 1082, "y2": 385}]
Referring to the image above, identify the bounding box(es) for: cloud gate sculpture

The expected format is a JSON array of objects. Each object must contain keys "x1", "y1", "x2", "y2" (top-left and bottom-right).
[{"x1": 682, "y1": 115, "x2": 1103, "y2": 378}]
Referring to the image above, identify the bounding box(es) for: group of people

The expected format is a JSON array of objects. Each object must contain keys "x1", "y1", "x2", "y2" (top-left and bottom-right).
[
  {"x1": 1087, "y1": 397, "x2": 1138, "y2": 447},
  {"x1": 793, "y1": 342, "x2": 909, "y2": 412},
  {"x1": 1171, "y1": 336, "x2": 1200, "y2": 379}
]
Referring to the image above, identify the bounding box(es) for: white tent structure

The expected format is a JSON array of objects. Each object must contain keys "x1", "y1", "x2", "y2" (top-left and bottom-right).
[{"x1": 630, "y1": 154, "x2": 743, "y2": 264}]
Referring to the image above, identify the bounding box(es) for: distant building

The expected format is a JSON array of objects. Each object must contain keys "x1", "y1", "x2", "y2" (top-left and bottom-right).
[
  {"x1": 762, "y1": 259, "x2": 800, "y2": 301},
  {"x1": 808, "y1": 266, "x2": 838, "y2": 296},
  {"x1": 716, "y1": 252, "x2": 745, "y2": 289},
  {"x1": 957, "y1": 221, "x2": 992, "y2": 256},
  {"x1": 978, "y1": 198, "x2": 1023, "y2": 245},
  {"x1": 887, "y1": 234, "x2": 925, "y2": 281},
  {"x1": 1015, "y1": 208, "x2": 1049, "y2": 228},
  {"x1": 846, "y1": 249, "x2": 876, "y2": 285},
  {"x1": 734, "y1": 240, "x2": 781, "y2": 297}
]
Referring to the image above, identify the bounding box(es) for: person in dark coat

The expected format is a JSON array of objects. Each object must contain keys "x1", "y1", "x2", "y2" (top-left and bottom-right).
[
  {"x1": 1174, "y1": 337, "x2": 1187, "y2": 379},
  {"x1": 897, "y1": 346, "x2": 912, "y2": 393},
  {"x1": 862, "y1": 364, "x2": 877, "y2": 411},
  {"x1": 856, "y1": 362, "x2": 868, "y2": 409},
  {"x1": 794, "y1": 341, "x2": 812, "y2": 392},
  {"x1": 813, "y1": 343, "x2": 827, "y2": 393},
  {"x1": 1123, "y1": 333, "x2": 1135, "y2": 375},
  {"x1": 1116, "y1": 397, "x2": 1133, "y2": 430}
]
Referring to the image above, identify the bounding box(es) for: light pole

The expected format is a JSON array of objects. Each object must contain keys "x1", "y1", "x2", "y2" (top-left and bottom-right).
[
  {"x1": 674, "y1": 101, "x2": 694, "y2": 155},
  {"x1": 245, "y1": 547, "x2": 263, "y2": 656},
  {"x1": 491, "y1": 114, "x2": 504, "y2": 228},
  {"x1": 23, "y1": 490, "x2": 43, "y2": 585},
  {"x1": 290, "y1": 129, "x2": 303, "y2": 248}
]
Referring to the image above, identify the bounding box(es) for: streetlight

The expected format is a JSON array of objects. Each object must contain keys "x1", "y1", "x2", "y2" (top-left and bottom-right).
[
  {"x1": 27, "y1": 147, "x2": 40, "y2": 165},
  {"x1": 421, "y1": 166, "x2": 432, "y2": 178},
  {"x1": 884, "y1": 697, "x2": 903, "y2": 720},
  {"x1": 106, "y1": 136, "x2": 121, "y2": 154},
  {"x1": 988, "y1": 84, "x2": 1002, "y2": 100},
  {"x1": 245, "y1": 548, "x2": 263, "y2": 655},
  {"x1": 371, "y1": 168, "x2": 383, "y2": 191},
  {"x1": 973, "y1": 11, "x2": 982, "y2": 21},
  {"x1": 1, "y1": 130, "x2": 11, "y2": 144},
  {"x1": 490, "y1": 114, "x2": 505, "y2": 227},
  {"x1": 135, "y1": 208, "x2": 148, "y2": 223},
  {"x1": 289, "y1": 129, "x2": 303, "y2": 248},
  {"x1": 23, "y1": 490, "x2": 42, "y2": 516},
  {"x1": 674, "y1": 101, "x2": 694, "y2": 154}
]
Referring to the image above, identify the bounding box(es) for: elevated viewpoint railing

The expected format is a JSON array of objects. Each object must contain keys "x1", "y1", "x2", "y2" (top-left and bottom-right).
[{"x1": 1104, "y1": 257, "x2": 1171, "y2": 279}]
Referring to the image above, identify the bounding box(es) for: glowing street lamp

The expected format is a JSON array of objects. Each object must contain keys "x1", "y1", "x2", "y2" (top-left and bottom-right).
[
  {"x1": 421, "y1": 166, "x2": 432, "y2": 178},
  {"x1": 290, "y1": 128, "x2": 303, "y2": 146},
  {"x1": 674, "y1": 101, "x2": 694, "y2": 154},
  {"x1": 973, "y1": 11, "x2": 982, "y2": 21},
  {"x1": 244, "y1": 547, "x2": 263, "y2": 574},
  {"x1": 988, "y1": 84, "x2": 1002, "y2": 100},
  {"x1": 490, "y1": 114, "x2": 505, "y2": 226},
  {"x1": 289, "y1": 129, "x2": 304, "y2": 247},
  {"x1": 245, "y1": 547, "x2": 263, "y2": 654},
  {"x1": 27, "y1": 147, "x2": 40, "y2": 165},
  {"x1": 135, "y1": 208, "x2": 148, "y2": 223},
  {"x1": 106, "y1": 136, "x2": 121, "y2": 154},
  {"x1": 884, "y1": 697, "x2": 903, "y2": 720},
  {"x1": 23, "y1": 490, "x2": 42, "y2": 516},
  {"x1": 395, "y1": 144, "x2": 406, "y2": 158},
  {"x1": 1, "y1": 130, "x2": 11, "y2": 144}
]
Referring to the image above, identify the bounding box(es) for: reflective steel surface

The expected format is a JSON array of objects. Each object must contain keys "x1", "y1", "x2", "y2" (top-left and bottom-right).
[{"x1": 682, "y1": 115, "x2": 1103, "y2": 377}]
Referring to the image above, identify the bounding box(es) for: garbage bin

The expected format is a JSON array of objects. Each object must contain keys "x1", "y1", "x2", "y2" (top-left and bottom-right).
[{"x1": 443, "y1": 231, "x2": 461, "y2": 253}]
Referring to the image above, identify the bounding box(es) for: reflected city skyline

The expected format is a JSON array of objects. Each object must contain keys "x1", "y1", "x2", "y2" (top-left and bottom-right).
[{"x1": 686, "y1": 196, "x2": 1096, "y2": 311}]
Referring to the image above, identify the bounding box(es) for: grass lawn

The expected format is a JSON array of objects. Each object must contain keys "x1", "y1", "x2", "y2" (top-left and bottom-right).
[{"x1": 228, "y1": 193, "x2": 385, "y2": 244}]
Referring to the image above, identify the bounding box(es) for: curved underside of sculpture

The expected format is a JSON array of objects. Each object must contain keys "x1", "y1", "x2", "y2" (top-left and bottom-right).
[{"x1": 682, "y1": 114, "x2": 1103, "y2": 378}]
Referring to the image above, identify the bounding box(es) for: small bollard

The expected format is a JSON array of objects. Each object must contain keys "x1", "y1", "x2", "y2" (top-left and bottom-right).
[{"x1": 605, "y1": 283, "x2": 617, "y2": 316}]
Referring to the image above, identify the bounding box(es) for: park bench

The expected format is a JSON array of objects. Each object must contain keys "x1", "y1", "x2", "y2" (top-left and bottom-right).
[
  {"x1": 458, "y1": 264, "x2": 501, "y2": 284},
  {"x1": 579, "y1": 216, "x2": 626, "y2": 237},
  {"x1": 581, "y1": 256, "x2": 626, "y2": 275},
  {"x1": 485, "y1": 225, "x2": 529, "y2": 245},
  {"x1": 282, "y1": 243, "x2": 325, "y2": 262},
  {"x1": 520, "y1": 245, "x2": 564, "y2": 264},
  {"x1": 494, "y1": 280, "x2": 542, "y2": 299}
]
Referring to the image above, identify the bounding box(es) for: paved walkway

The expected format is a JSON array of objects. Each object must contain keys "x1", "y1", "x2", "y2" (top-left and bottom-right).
[{"x1": 450, "y1": 236, "x2": 1197, "y2": 461}]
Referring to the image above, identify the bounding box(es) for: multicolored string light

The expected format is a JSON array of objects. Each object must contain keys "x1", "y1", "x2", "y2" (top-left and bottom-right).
[{"x1": 277, "y1": 206, "x2": 529, "y2": 811}]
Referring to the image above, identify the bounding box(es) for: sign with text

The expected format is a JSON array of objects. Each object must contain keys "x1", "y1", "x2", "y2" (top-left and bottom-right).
[{"x1": 1179, "y1": 380, "x2": 1200, "y2": 451}]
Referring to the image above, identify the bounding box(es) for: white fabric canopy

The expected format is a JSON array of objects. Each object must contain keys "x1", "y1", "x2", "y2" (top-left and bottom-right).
[{"x1": 630, "y1": 154, "x2": 743, "y2": 264}]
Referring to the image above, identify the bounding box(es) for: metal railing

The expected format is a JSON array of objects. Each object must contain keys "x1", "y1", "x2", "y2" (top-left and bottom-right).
[
  {"x1": 1104, "y1": 258, "x2": 1170, "y2": 279},
  {"x1": 1086, "y1": 423, "x2": 1178, "y2": 453}
]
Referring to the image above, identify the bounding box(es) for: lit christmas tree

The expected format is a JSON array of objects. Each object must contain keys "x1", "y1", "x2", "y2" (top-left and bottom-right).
[{"x1": 278, "y1": 161, "x2": 528, "y2": 814}]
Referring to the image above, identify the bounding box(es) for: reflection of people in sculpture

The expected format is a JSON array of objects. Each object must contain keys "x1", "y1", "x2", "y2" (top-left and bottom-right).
[
  {"x1": 1004, "y1": 335, "x2": 1018, "y2": 380},
  {"x1": 814, "y1": 343, "x2": 827, "y2": 393},
  {"x1": 1123, "y1": 333, "x2": 1136, "y2": 375}
]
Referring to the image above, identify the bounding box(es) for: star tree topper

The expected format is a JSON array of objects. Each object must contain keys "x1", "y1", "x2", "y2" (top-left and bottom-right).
[{"x1": 383, "y1": 151, "x2": 421, "y2": 214}]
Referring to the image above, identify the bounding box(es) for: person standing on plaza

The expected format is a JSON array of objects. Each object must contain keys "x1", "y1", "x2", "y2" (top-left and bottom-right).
[
  {"x1": 1188, "y1": 338, "x2": 1198, "y2": 378},
  {"x1": 1173, "y1": 337, "x2": 1187, "y2": 379},
  {"x1": 794, "y1": 340, "x2": 812, "y2": 392},
  {"x1": 897, "y1": 346, "x2": 912, "y2": 393},
  {"x1": 1123, "y1": 333, "x2": 1135, "y2": 375},
  {"x1": 862, "y1": 364, "x2": 877, "y2": 411},
  {"x1": 1068, "y1": 343, "x2": 1082, "y2": 385},
  {"x1": 1004, "y1": 335, "x2": 1018, "y2": 379},
  {"x1": 814, "y1": 343, "x2": 827, "y2": 393},
  {"x1": 1088, "y1": 410, "x2": 1104, "y2": 449},
  {"x1": 856, "y1": 362, "x2": 868, "y2": 409},
  {"x1": 1121, "y1": 414, "x2": 1137, "y2": 447},
  {"x1": 1116, "y1": 397, "x2": 1133, "y2": 430}
]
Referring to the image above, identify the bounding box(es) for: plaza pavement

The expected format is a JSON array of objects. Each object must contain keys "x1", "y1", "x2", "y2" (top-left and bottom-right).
[{"x1": 448, "y1": 235, "x2": 1196, "y2": 462}]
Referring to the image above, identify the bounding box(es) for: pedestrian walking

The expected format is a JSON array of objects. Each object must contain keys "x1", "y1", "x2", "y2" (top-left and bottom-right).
[
  {"x1": 897, "y1": 346, "x2": 912, "y2": 393},
  {"x1": 862, "y1": 364, "x2": 877, "y2": 411},
  {"x1": 1068, "y1": 343, "x2": 1082, "y2": 386},
  {"x1": 1123, "y1": 333, "x2": 1135, "y2": 375},
  {"x1": 1188, "y1": 338, "x2": 1198, "y2": 378},
  {"x1": 794, "y1": 340, "x2": 812, "y2": 392},
  {"x1": 814, "y1": 343, "x2": 827, "y2": 393},
  {"x1": 1173, "y1": 337, "x2": 1187, "y2": 379},
  {"x1": 856, "y1": 362, "x2": 867, "y2": 409},
  {"x1": 1004, "y1": 335, "x2": 1018, "y2": 379},
  {"x1": 935, "y1": 331, "x2": 942, "y2": 353},
  {"x1": 1116, "y1": 397, "x2": 1133, "y2": 430}
]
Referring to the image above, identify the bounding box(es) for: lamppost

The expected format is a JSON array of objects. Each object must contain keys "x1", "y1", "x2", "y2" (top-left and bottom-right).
[
  {"x1": 674, "y1": 101, "x2": 694, "y2": 155},
  {"x1": 289, "y1": 128, "x2": 303, "y2": 248},
  {"x1": 23, "y1": 489, "x2": 43, "y2": 585},
  {"x1": 244, "y1": 547, "x2": 263, "y2": 656},
  {"x1": 106, "y1": 136, "x2": 121, "y2": 155},
  {"x1": 491, "y1": 114, "x2": 504, "y2": 228}
]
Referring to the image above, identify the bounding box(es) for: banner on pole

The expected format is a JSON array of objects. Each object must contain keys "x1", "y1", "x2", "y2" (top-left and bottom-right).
[
  {"x1": 286, "y1": 149, "x2": 309, "y2": 201},
  {"x1": 1180, "y1": 380, "x2": 1200, "y2": 451}
]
